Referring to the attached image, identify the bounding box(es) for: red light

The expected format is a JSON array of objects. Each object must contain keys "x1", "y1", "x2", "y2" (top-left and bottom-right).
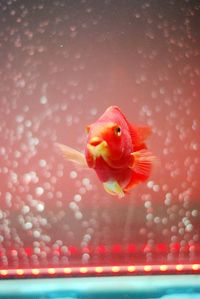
[
  {"x1": 127, "y1": 244, "x2": 136, "y2": 253},
  {"x1": 157, "y1": 243, "x2": 167, "y2": 253},
  {"x1": 171, "y1": 243, "x2": 180, "y2": 252},
  {"x1": 69, "y1": 246, "x2": 78, "y2": 254},
  {"x1": 25, "y1": 247, "x2": 32, "y2": 256},
  {"x1": 112, "y1": 244, "x2": 122, "y2": 253},
  {"x1": 96, "y1": 245, "x2": 106, "y2": 254}
]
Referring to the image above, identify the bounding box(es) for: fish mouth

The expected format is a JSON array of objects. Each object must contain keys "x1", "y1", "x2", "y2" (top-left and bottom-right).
[{"x1": 87, "y1": 137, "x2": 109, "y2": 166}]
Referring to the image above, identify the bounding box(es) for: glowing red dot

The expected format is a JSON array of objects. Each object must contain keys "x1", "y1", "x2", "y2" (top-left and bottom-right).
[
  {"x1": 97, "y1": 245, "x2": 106, "y2": 254},
  {"x1": 157, "y1": 243, "x2": 167, "y2": 252},
  {"x1": 112, "y1": 244, "x2": 122, "y2": 253},
  {"x1": 127, "y1": 244, "x2": 136, "y2": 253},
  {"x1": 69, "y1": 246, "x2": 78, "y2": 254}
]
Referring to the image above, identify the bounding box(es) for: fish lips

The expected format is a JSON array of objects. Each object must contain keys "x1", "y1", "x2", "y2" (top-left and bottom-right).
[{"x1": 87, "y1": 138, "x2": 109, "y2": 167}]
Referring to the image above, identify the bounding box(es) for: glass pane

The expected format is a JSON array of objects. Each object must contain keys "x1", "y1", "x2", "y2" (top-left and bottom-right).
[{"x1": 0, "y1": 0, "x2": 199, "y2": 275}]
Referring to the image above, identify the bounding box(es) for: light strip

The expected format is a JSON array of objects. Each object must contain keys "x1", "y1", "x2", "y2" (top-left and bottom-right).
[{"x1": 0, "y1": 264, "x2": 199, "y2": 278}]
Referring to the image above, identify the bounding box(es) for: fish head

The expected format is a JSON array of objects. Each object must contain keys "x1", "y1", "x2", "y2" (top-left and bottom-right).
[{"x1": 85, "y1": 120, "x2": 131, "y2": 168}]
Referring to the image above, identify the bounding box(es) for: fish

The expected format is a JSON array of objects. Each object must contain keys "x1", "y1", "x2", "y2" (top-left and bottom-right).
[{"x1": 55, "y1": 106, "x2": 156, "y2": 198}]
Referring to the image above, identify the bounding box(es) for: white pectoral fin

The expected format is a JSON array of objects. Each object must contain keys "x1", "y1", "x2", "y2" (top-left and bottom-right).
[
  {"x1": 130, "y1": 149, "x2": 156, "y2": 176},
  {"x1": 54, "y1": 143, "x2": 87, "y2": 167},
  {"x1": 103, "y1": 181, "x2": 125, "y2": 198}
]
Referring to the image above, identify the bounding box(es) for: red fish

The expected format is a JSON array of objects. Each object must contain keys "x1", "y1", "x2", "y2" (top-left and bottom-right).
[{"x1": 55, "y1": 106, "x2": 155, "y2": 198}]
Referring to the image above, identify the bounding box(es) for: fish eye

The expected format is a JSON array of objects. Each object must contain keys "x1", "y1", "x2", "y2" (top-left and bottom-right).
[{"x1": 114, "y1": 126, "x2": 121, "y2": 136}]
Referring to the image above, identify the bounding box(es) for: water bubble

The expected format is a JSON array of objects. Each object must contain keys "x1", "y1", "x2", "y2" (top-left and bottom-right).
[
  {"x1": 21, "y1": 205, "x2": 30, "y2": 214},
  {"x1": 36, "y1": 203, "x2": 45, "y2": 212},
  {"x1": 24, "y1": 222, "x2": 33, "y2": 230},
  {"x1": 75, "y1": 211, "x2": 83, "y2": 220},
  {"x1": 35, "y1": 187, "x2": 44, "y2": 196},
  {"x1": 70, "y1": 171, "x2": 77, "y2": 179},
  {"x1": 40, "y1": 96, "x2": 48, "y2": 104},
  {"x1": 74, "y1": 194, "x2": 82, "y2": 202},
  {"x1": 39, "y1": 159, "x2": 47, "y2": 167},
  {"x1": 33, "y1": 231, "x2": 41, "y2": 239}
]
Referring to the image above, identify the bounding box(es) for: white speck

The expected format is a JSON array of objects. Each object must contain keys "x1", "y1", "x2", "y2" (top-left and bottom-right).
[
  {"x1": 70, "y1": 171, "x2": 77, "y2": 179},
  {"x1": 69, "y1": 202, "x2": 78, "y2": 210},
  {"x1": 39, "y1": 159, "x2": 47, "y2": 167},
  {"x1": 42, "y1": 235, "x2": 51, "y2": 242},
  {"x1": 90, "y1": 108, "x2": 97, "y2": 116},
  {"x1": 186, "y1": 223, "x2": 193, "y2": 232},
  {"x1": 144, "y1": 201, "x2": 151, "y2": 208},
  {"x1": 147, "y1": 181, "x2": 154, "y2": 188},
  {"x1": 35, "y1": 187, "x2": 44, "y2": 196},
  {"x1": 0, "y1": 210, "x2": 3, "y2": 220},
  {"x1": 33, "y1": 231, "x2": 41, "y2": 238},
  {"x1": 22, "y1": 205, "x2": 30, "y2": 214},
  {"x1": 24, "y1": 222, "x2": 33, "y2": 230},
  {"x1": 75, "y1": 211, "x2": 83, "y2": 220},
  {"x1": 82, "y1": 178, "x2": 90, "y2": 186},
  {"x1": 25, "y1": 120, "x2": 32, "y2": 127},
  {"x1": 82, "y1": 253, "x2": 90, "y2": 263},
  {"x1": 23, "y1": 173, "x2": 32, "y2": 184},
  {"x1": 16, "y1": 115, "x2": 24, "y2": 123},
  {"x1": 192, "y1": 210, "x2": 198, "y2": 217},
  {"x1": 36, "y1": 203, "x2": 45, "y2": 212},
  {"x1": 153, "y1": 185, "x2": 160, "y2": 192},
  {"x1": 74, "y1": 194, "x2": 82, "y2": 202},
  {"x1": 40, "y1": 95, "x2": 48, "y2": 104}
]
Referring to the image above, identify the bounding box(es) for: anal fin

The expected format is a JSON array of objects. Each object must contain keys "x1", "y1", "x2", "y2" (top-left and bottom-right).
[{"x1": 103, "y1": 181, "x2": 125, "y2": 198}]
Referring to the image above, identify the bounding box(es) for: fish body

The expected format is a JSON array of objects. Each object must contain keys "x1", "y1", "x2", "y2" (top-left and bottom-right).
[{"x1": 55, "y1": 106, "x2": 155, "y2": 198}]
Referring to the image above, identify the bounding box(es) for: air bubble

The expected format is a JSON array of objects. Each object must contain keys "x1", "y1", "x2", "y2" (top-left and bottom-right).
[
  {"x1": 70, "y1": 171, "x2": 77, "y2": 179},
  {"x1": 35, "y1": 187, "x2": 44, "y2": 196}
]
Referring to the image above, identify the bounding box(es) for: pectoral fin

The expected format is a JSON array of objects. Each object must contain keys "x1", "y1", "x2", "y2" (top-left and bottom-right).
[
  {"x1": 103, "y1": 181, "x2": 125, "y2": 198},
  {"x1": 129, "y1": 149, "x2": 156, "y2": 176},
  {"x1": 55, "y1": 143, "x2": 87, "y2": 167}
]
